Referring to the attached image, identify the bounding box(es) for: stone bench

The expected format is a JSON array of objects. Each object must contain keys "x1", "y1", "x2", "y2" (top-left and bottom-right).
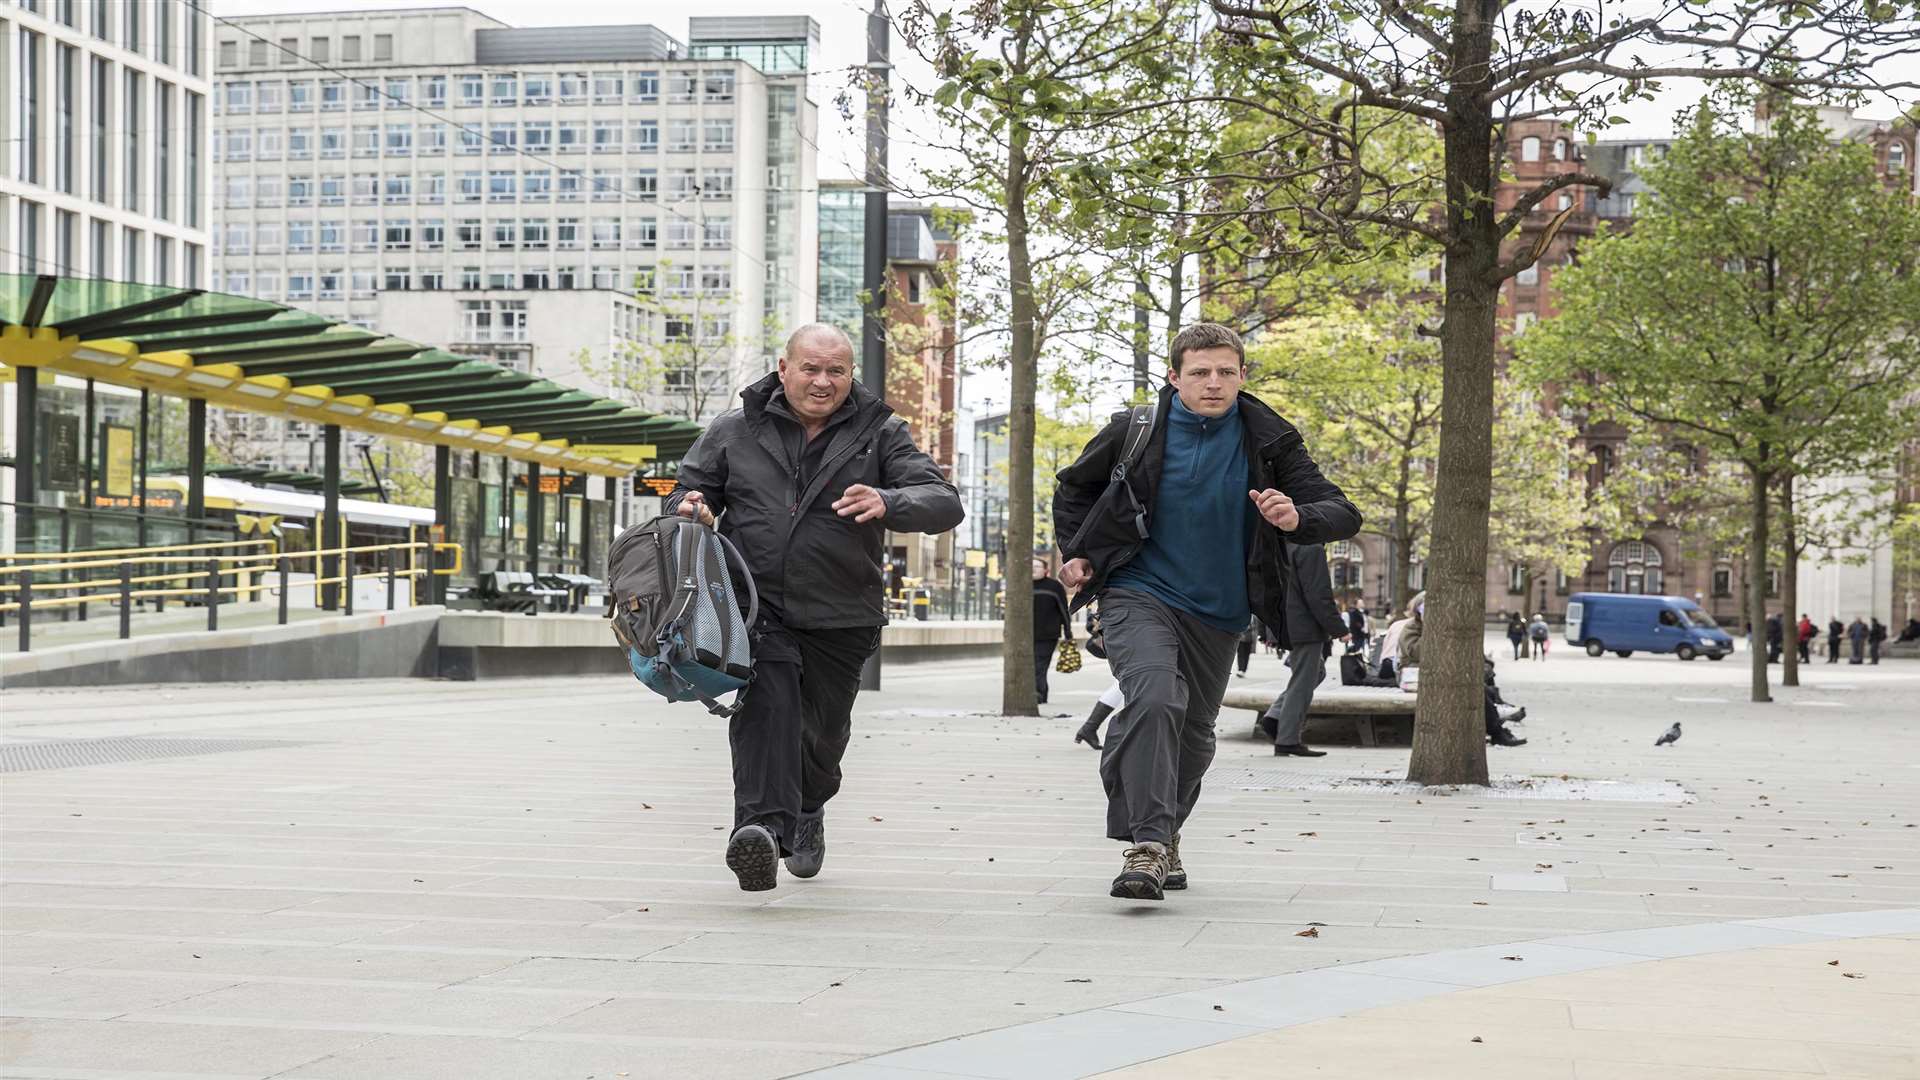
[{"x1": 1220, "y1": 683, "x2": 1418, "y2": 747}]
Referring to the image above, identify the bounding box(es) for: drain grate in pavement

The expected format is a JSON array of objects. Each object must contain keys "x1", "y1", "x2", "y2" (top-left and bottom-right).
[
  {"x1": 1211, "y1": 766, "x2": 1693, "y2": 803},
  {"x1": 0, "y1": 736, "x2": 310, "y2": 774}
]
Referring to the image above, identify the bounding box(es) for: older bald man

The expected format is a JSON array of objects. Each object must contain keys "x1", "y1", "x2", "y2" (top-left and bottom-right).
[{"x1": 667, "y1": 324, "x2": 964, "y2": 891}]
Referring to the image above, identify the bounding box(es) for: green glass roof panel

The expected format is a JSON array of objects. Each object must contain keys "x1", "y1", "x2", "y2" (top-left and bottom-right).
[
  {"x1": 184, "y1": 329, "x2": 386, "y2": 364},
  {"x1": 73, "y1": 288, "x2": 286, "y2": 339},
  {"x1": 130, "y1": 313, "x2": 339, "y2": 352},
  {"x1": 0, "y1": 273, "x2": 183, "y2": 330},
  {"x1": 247, "y1": 353, "x2": 460, "y2": 385}
]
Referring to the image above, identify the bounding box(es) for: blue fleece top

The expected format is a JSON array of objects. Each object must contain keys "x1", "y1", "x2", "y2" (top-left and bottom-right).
[{"x1": 1109, "y1": 395, "x2": 1255, "y2": 632}]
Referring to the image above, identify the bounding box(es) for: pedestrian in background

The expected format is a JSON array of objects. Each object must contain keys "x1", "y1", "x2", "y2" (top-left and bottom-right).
[
  {"x1": 1347, "y1": 604, "x2": 1370, "y2": 655},
  {"x1": 1032, "y1": 559, "x2": 1070, "y2": 705},
  {"x1": 1869, "y1": 617, "x2": 1887, "y2": 665},
  {"x1": 1265, "y1": 543, "x2": 1350, "y2": 758},
  {"x1": 1796, "y1": 614, "x2": 1815, "y2": 664},
  {"x1": 1767, "y1": 612, "x2": 1784, "y2": 664},
  {"x1": 1848, "y1": 616, "x2": 1869, "y2": 664},
  {"x1": 1506, "y1": 611, "x2": 1527, "y2": 661},
  {"x1": 1235, "y1": 617, "x2": 1260, "y2": 678},
  {"x1": 1827, "y1": 616, "x2": 1845, "y2": 664},
  {"x1": 1528, "y1": 612, "x2": 1550, "y2": 660}
]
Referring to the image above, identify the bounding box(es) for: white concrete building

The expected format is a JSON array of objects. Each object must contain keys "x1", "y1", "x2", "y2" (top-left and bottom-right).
[
  {"x1": 1, "y1": 0, "x2": 212, "y2": 284},
  {"x1": 207, "y1": 7, "x2": 819, "y2": 434}
]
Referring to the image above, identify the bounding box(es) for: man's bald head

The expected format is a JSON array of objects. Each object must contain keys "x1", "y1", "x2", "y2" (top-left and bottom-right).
[{"x1": 784, "y1": 323, "x2": 856, "y2": 364}]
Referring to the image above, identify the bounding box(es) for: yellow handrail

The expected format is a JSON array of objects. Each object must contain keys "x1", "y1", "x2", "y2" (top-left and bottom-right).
[
  {"x1": 0, "y1": 538, "x2": 277, "y2": 562},
  {"x1": 0, "y1": 541, "x2": 464, "y2": 610},
  {"x1": 6, "y1": 541, "x2": 442, "y2": 577}
]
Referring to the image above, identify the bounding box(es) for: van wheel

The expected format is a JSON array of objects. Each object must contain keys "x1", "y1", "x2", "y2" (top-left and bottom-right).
[
  {"x1": 1708, "y1": 653, "x2": 1726, "y2": 661},
  {"x1": 1615, "y1": 650, "x2": 1634, "y2": 658},
  {"x1": 1676, "y1": 644, "x2": 1697, "y2": 661},
  {"x1": 1585, "y1": 640, "x2": 1604, "y2": 657}
]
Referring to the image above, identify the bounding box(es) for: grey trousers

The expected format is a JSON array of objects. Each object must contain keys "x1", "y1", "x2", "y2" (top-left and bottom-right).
[
  {"x1": 1097, "y1": 587, "x2": 1238, "y2": 845},
  {"x1": 1264, "y1": 642, "x2": 1325, "y2": 746}
]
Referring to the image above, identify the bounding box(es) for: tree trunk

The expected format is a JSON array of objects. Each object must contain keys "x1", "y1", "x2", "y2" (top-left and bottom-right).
[
  {"x1": 1132, "y1": 275, "x2": 1151, "y2": 396},
  {"x1": 1747, "y1": 463, "x2": 1773, "y2": 703},
  {"x1": 1407, "y1": 9, "x2": 1496, "y2": 788},
  {"x1": 1002, "y1": 120, "x2": 1040, "y2": 717},
  {"x1": 1781, "y1": 473, "x2": 1799, "y2": 687},
  {"x1": 1391, "y1": 455, "x2": 1414, "y2": 617}
]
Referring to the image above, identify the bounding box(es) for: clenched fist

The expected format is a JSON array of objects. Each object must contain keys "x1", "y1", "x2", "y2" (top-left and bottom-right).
[
  {"x1": 676, "y1": 490, "x2": 716, "y2": 527},
  {"x1": 1060, "y1": 557, "x2": 1093, "y2": 590},
  {"x1": 1250, "y1": 488, "x2": 1300, "y2": 531}
]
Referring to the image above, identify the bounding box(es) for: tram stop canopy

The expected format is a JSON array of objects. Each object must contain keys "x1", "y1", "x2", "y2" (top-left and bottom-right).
[{"x1": 0, "y1": 274, "x2": 703, "y2": 475}]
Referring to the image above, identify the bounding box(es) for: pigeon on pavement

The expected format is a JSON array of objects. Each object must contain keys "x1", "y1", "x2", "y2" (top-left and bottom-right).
[{"x1": 1655, "y1": 722, "x2": 1682, "y2": 747}]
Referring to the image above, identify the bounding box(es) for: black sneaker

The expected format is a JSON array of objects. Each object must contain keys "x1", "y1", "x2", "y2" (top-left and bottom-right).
[
  {"x1": 1275, "y1": 743, "x2": 1328, "y2": 757},
  {"x1": 785, "y1": 810, "x2": 825, "y2": 879},
  {"x1": 725, "y1": 824, "x2": 780, "y2": 892}
]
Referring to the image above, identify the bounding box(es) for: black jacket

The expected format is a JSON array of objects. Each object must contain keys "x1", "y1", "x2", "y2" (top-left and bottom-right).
[
  {"x1": 1033, "y1": 578, "x2": 1070, "y2": 642},
  {"x1": 1284, "y1": 542, "x2": 1350, "y2": 645},
  {"x1": 668, "y1": 374, "x2": 964, "y2": 629},
  {"x1": 1052, "y1": 387, "x2": 1362, "y2": 646}
]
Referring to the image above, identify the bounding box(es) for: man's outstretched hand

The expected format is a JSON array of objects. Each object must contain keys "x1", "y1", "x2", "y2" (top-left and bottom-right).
[
  {"x1": 675, "y1": 491, "x2": 717, "y2": 527},
  {"x1": 833, "y1": 484, "x2": 888, "y2": 524},
  {"x1": 1250, "y1": 488, "x2": 1299, "y2": 531}
]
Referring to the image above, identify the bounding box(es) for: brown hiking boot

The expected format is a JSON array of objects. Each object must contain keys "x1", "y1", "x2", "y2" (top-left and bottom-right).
[
  {"x1": 1164, "y1": 833, "x2": 1187, "y2": 890},
  {"x1": 1110, "y1": 841, "x2": 1169, "y2": 901}
]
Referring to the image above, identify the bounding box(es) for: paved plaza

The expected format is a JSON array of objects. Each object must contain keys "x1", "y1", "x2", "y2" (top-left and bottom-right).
[{"x1": 2, "y1": 638, "x2": 1917, "y2": 1078}]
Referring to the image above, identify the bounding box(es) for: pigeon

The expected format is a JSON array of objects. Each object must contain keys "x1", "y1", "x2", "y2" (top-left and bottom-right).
[{"x1": 1655, "y1": 723, "x2": 1682, "y2": 747}]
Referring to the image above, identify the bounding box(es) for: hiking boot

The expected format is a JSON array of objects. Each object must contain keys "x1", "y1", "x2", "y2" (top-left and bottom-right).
[
  {"x1": 785, "y1": 810, "x2": 825, "y2": 879},
  {"x1": 1110, "y1": 841, "x2": 1169, "y2": 901},
  {"x1": 725, "y1": 823, "x2": 780, "y2": 892},
  {"x1": 1164, "y1": 833, "x2": 1187, "y2": 890}
]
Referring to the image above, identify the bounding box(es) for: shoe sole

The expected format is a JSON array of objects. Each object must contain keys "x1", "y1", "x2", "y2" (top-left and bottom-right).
[
  {"x1": 1110, "y1": 873, "x2": 1165, "y2": 901},
  {"x1": 726, "y1": 829, "x2": 779, "y2": 892},
  {"x1": 1164, "y1": 874, "x2": 1187, "y2": 890}
]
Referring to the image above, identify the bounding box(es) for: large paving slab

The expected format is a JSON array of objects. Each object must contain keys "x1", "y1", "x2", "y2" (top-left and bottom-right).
[{"x1": 2, "y1": 637, "x2": 1918, "y2": 1078}]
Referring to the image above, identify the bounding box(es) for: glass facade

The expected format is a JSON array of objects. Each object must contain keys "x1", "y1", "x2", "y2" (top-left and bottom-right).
[
  {"x1": 818, "y1": 185, "x2": 864, "y2": 337},
  {"x1": 688, "y1": 40, "x2": 806, "y2": 74}
]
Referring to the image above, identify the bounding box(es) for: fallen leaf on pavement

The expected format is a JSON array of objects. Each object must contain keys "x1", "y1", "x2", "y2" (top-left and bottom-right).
[{"x1": 1295, "y1": 927, "x2": 1320, "y2": 938}]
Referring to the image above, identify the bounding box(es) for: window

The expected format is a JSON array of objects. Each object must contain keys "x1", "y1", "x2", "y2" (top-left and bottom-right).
[
  {"x1": 557, "y1": 121, "x2": 587, "y2": 153},
  {"x1": 320, "y1": 79, "x2": 345, "y2": 110},
  {"x1": 1553, "y1": 138, "x2": 1567, "y2": 160},
  {"x1": 457, "y1": 170, "x2": 483, "y2": 202},
  {"x1": 522, "y1": 169, "x2": 552, "y2": 200},
  {"x1": 669, "y1": 71, "x2": 698, "y2": 103},
  {"x1": 341, "y1": 35, "x2": 361, "y2": 62},
  {"x1": 488, "y1": 170, "x2": 517, "y2": 202},
  {"x1": 520, "y1": 268, "x2": 551, "y2": 290},
  {"x1": 319, "y1": 173, "x2": 346, "y2": 204},
  {"x1": 256, "y1": 127, "x2": 283, "y2": 160},
  {"x1": 630, "y1": 70, "x2": 660, "y2": 102},
  {"x1": 1514, "y1": 312, "x2": 1536, "y2": 334},
  {"x1": 225, "y1": 175, "x2": 251, "y2": 208},
  {"x1": 700, "y1": 266, "x2": 731, "y2": 294},
  {"x1": 1890, "y1": 141, "x2": 1909, "y2": 173},
  {"x1": 352, "y1": 172, "x2": 378, "y2": 204},
  {"x1": 225, "y1": 80, "x2": 253, "y2": 113},
  {"x1": 374, "y1": 34, "x2": 393, "y2": 62},
  {"x1": 522, "y1": 74, "x2": 553, "y2": 105},
  {"x1": 420, "y1": 219, "x2": 445, "y2": 249},
  {"x1": 416, "y1": 172, "x2": 445, "y2": 204},
  {"x1": 318, "y1": 271, "x2": 343, "y2": 299},
  {"x1": 1517, "y1": 263, "x2": 1539, "y2": 286},
  {"x1": 1606, "y1": 540, "x2": 1664, "y2": 595},
  {"x1": 462, "y1": 300, "x2": 527, "y2": 342},
  {"x1": 1712, "y1": 564, "x2": 1733, "y2": 598},
  {"x1": 593, "y1": 71, "x2": 623, "y2": 103},
  {"x1": 592, "y1": 218, "x2": 622, "y2": 249},
  {"x1": 456, "y1": 219, "x2": 483, "y2": 249},
  {"x1": 289, "y1": 175, "x2": 315, "y2": 205},
  {"x1": 458, "y1": 73, "x2": 484, "y2": 106},
  {"x1": 631, "y1": 121, "x2": 660, "y2": 153},
  {"x1": 593, "y1": 120, "x2": 624, "y2": 153},
  {"x1": 122, "y1": 71, "x2": 143, "y2": 213},
  {"x1": 222, "y1": 222, "x2": 251, "y2": 255},
  {"x1": 318, "y1": 220, "x2": 345, "y2": 252},
  {"x1": 289, "y1": 80, "x2": 313, "y2": 111},
  {"x1": 700, "y1": 315, "x2": 732, "y2": 344},
  {"x1": 423, "y1": 76, "x2": 447, "y2": 108},
  {"x1": 665, "y1": 168, "x2": 697, "y2": 200},
  {"x1": 521, "y1": 219, "x2": 550, "y2": 248},
  {"x1": 592, "y1": 169, "x2": 623, "y2": 201},
  {"x1": 288, "y1": 272, "x2": 314, "y2": 300},
  {"x1": 457, "y1": 126, "x2": 485, "y2": 155},
  {"x1": 386, "y1": 124, "x2": 413, "y2": 156},
  {"x1": 592, "y1": 266, "x2": 621, "y2": 290},
  {"x1": 704, "y1": 69, "x2": 735, "y2": 102},
  {"x1": 1508, "y1": 564, "x2": 1529, "y2": 595},
  {"x1": 384, "y1": 77, "x2": 411, "y2": 109},
  {"x1": 558, "y1": 72, "x2": 587, "y2": 103},
  {"x1": 1521, "y1": 135, "x2": 1541, "y2": 162},
  {"x1": 704, "y1": 118, "x2": 734, "y2": 151},
  {"x1": 668, "y1": 120, "x2": 698, "y2": 152},
  {"x1": 665, "y1": 317, "x2": 694, "y2": 343},
  {"x1": 384, "y1": 268, "x2": 411, "y2": 290},
  {"x1": 459, "y1": 267, "x2": 482, "y2": 289},
  {"x1": 701, "y1": 167, "x2": 733, "y2": 199},
  {"x1": 220, "y1": 40, "x2": 239, "y2": 68},
  {"x1": 556, "y1": 218, "x2": 581, "y2": 249},
  {"x1": 557, "y1": 171, "x2": 585, "y2": 202},
  {"x1": 256, "y1": 80, "x2": 283, "y2": 112},
  {"x1": 383, "y1": 173, "x2": 413, "y2": 203},
  {"x1": 309, "y1": 37, "x2": 330, "y2": 63},
  {"x1": 287, "y1": 221, "x2": 314, "y2": 253},
  {"x1": 354, "y1": 81, "x2": 380, "y2": 110},
  {"x1": 279, "y1": 38, "x2": 299, "y2": 65},
  {"x1": 629, "y1": 217, "x2": 656, "y2": 249},
  {"x1": 490, "y1": 73, "x2": 518, "y2": 106},
  {"x1": 352, "y1": 219, "x2": 379, "y2": 251},
  {"x1": 256, "y1": 222, "x2": 281, "y2": 252},
  {"x1": 384, "y1": 219, "x2": 412, "y2": 248},
  {"x1": 666, "y1": 219, "x2": 696, "y2": 249},
  {"x1": 492, "y1": 218, "x2": 517, "y2": 248},
  {"x1": 1556, "y1": 193, "x2": 1572, "y2": 211},
  {"x1": 288, "y1": 127, "x2": 313, "y2": 159},
  {"x1": 420, "y1": 123, "x2": 448, "y2": 155},
  {"x1": 703, "y1": 216, "x2": 731, "y2": 249},
  {"x1": 225, "y1": 127, "x2": 253, "y2": 161},
  {"x1": 419, "y1": 269, "x2": 444, "y2": 290},
  {"x1": 631, "y1": 169, "x2": 659, "y2": 201},
  {"x1": 489, "y1": 122, "x2": 517, "y2": 154}
]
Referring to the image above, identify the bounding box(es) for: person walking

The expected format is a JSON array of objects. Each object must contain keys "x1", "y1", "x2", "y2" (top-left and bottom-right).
[
  {"x1": 1347, "y1": 604, "x2": 1370, "y2": 656},
  {"x1": 668, "y1": 324, "x2": 964, "y2": 892},
  {"x1": 1235, "y1": 617, "x2": 1260, "y2": 677},
  {"x1": 1869, "y1": 617, "x2": 1887, "y2": 665},
  {"x1": 1506, "y1": 611, "x2": 1527, "y2": 661},
  {"x1": 1264, "y1": 543, "x2": 1351, "y2": 758},
  {"x1": 1032, "y1": 559, "x2": 1071, "y2": 705},
  {"x1": 1053, "y1": 322, "x2": 1360, "y2": 902},
  {"x1": 1848, "y1": 616, "x2": 1869, "y2": 664},
  {"x1": 1528, "y1": 612, "x2": 1550, "y2": 660},
  {"x1": 1766, "y1": 612, "x2": 1784, "y2": 664},
  {"x1": 1827, "y1": 616, "x2": 1845, "y2": 664},
  {"x1": 1796, "y1": 614, "x2": 1815, "y2": 664}
]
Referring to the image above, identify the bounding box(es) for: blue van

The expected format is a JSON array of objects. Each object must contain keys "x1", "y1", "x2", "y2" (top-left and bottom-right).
[{"x1": 1563, "y1": 593, "x2": 1735, "y2": 661}]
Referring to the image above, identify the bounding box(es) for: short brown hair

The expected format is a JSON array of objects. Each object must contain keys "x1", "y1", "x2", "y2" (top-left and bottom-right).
[{"x1": 1170, "y1": 322, "x2": 1245, "y2": 372}]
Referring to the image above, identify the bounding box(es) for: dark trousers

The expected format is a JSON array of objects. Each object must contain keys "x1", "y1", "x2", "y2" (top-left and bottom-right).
[
  {"x1": 1828, "y1": 638, "x2": 1841, "y2": 663},
  {"x1": 1797, "y1": 639, "x2": 1811, "y2": 664},
  {"x1": 1098, "y1": 588, "x2": 1237, "y2": 845},
  {"x1": 1236, "y1": 640, "x2": 1254, "y2": 674},
  {"x1": 1035, "y1": 639, "x2": 1057, "y2": 702},
  {"x1": 730, "y1": 615, "x2": 879, "y2": 854}
]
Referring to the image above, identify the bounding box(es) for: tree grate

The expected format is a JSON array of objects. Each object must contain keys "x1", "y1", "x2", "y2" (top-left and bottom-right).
[{"x1": 0, "y1": 736, "x2": 311, "y2": 774}]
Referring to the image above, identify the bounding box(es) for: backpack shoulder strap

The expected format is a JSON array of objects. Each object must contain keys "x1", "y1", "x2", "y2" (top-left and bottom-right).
[{"x1": 1110, "y1": 402, "x2": 1157, "y2": 483}]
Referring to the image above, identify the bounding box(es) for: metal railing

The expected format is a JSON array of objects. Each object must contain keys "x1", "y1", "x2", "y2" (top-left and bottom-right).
[{"x1": 1, "y1": 540, "x2": 463, "y2": 653}]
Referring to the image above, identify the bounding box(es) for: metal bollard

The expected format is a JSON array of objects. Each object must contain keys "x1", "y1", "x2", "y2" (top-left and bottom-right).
[
  {"x1": 278, "y1": 557, "x2": 290, "y2": 625},
  {"x1": 119, "y1": 562, "x2": 132, "y2": 640},
  {"x1": 206, "y1": 558, "x2": 220, "y2": 631},
  {"x1": 17, "y1": 569, "x2": 32, "y2": 654},
  {"x1": 385, "y1": 549, "x2": 396, "y2": 610}
]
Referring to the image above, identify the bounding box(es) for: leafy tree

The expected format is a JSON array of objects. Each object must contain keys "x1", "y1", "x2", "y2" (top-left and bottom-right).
[
  {"x1": 1522, "y1": 97, "x2": 1920, "y2": 703},
  {"x1": 1205, "y1": 0, "x2": 1918, "y2": 783}
]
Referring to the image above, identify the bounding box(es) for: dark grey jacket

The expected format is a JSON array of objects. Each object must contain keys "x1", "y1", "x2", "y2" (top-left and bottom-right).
[
  {"x1": 1283, "y1": 542, "x2": 1350, "y2": 645},
  {"x1": 667, "y1": 374, "x2": 964, "y2": 629}
]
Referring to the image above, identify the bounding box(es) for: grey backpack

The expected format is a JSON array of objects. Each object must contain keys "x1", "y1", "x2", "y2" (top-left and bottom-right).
[{"x1": 606, "y1": 514, "x2": 758, "y2": 717}]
